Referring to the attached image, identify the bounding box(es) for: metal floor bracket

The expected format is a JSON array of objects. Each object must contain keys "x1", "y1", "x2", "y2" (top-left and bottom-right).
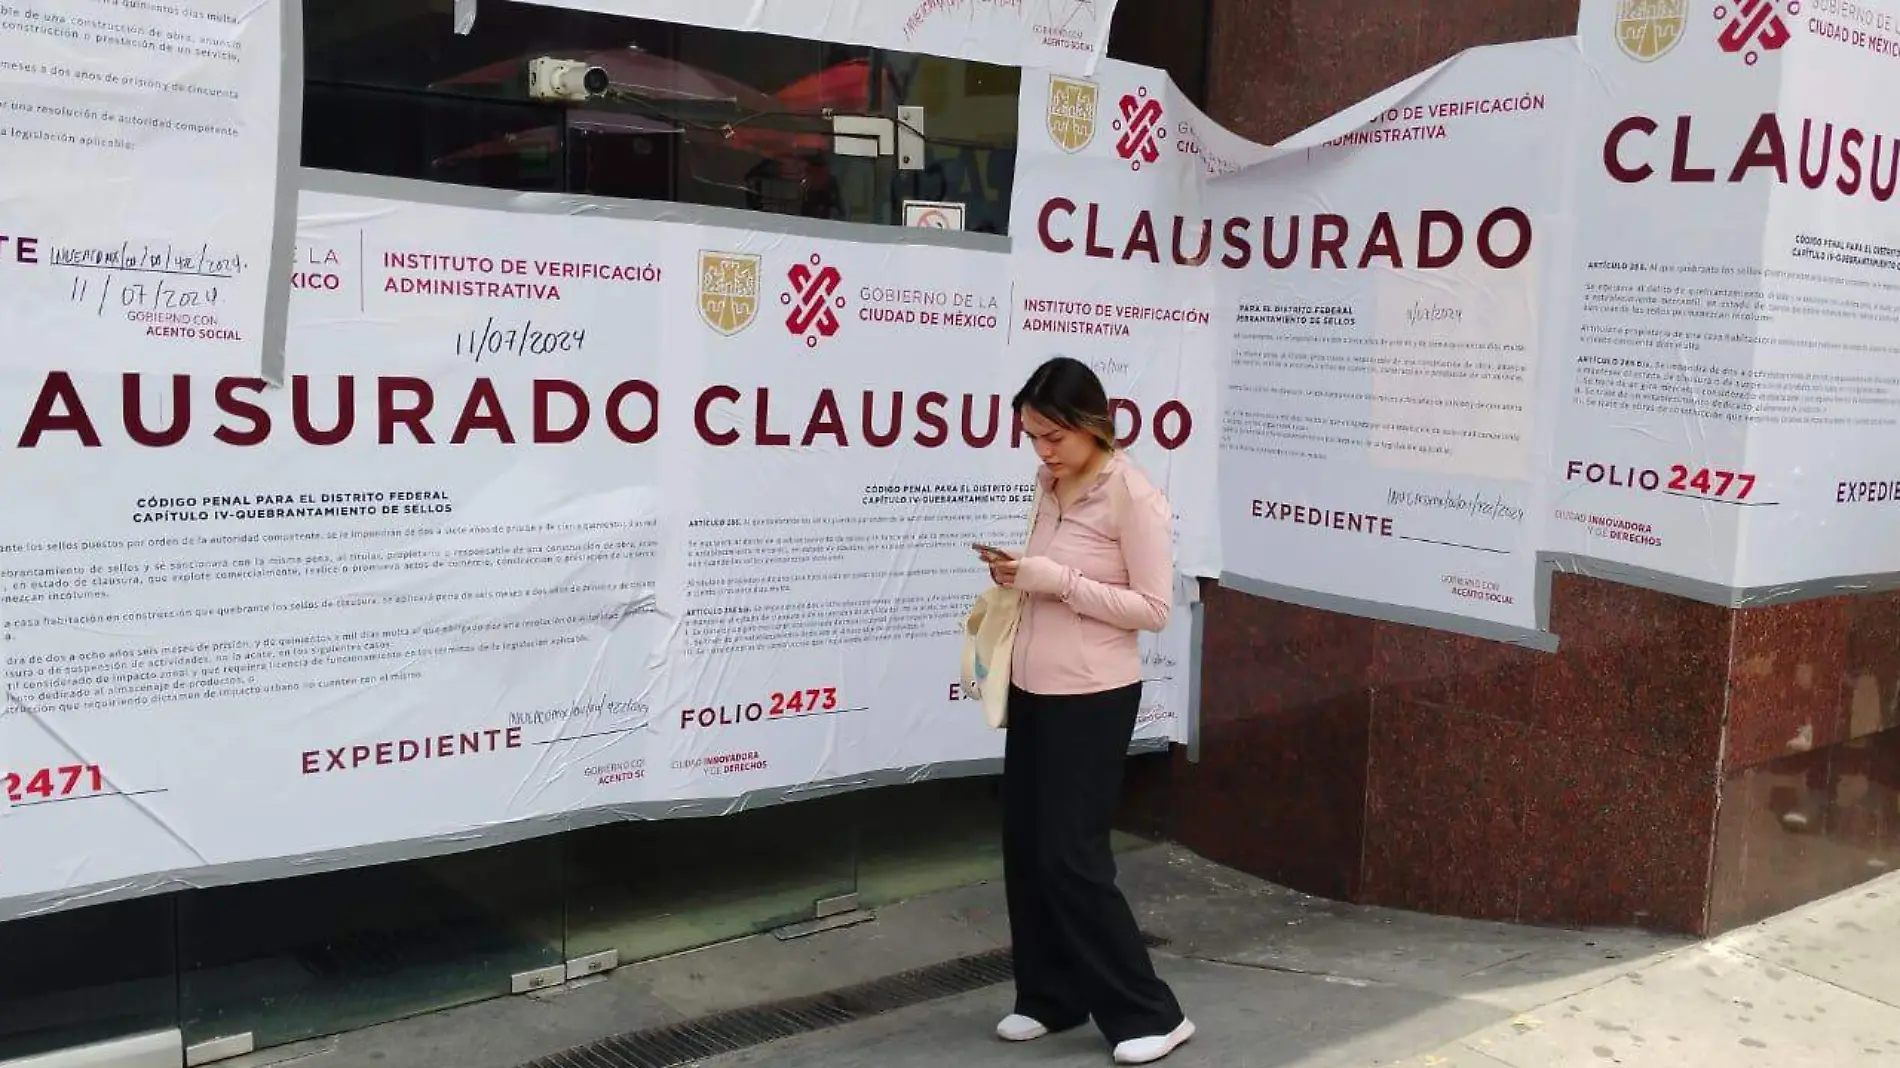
[{"x1": 772, "y1": 908, "x2": 876, "y2": 941}]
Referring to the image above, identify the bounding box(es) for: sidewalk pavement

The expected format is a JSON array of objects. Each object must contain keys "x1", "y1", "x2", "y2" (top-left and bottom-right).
[{"x1": 251, "y1": 844, "x2": 1900, "y2": 1068}]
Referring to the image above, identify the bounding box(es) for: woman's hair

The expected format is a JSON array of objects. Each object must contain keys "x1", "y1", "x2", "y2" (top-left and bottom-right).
[{"x1": 1011, "y1": 356, "x2": 1117, "y2": 452}]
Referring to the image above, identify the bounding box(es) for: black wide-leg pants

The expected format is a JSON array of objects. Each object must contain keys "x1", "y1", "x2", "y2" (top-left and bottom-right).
[{"x1": 1003, "y1": 682, "x2": 1185, "y2": 1045}]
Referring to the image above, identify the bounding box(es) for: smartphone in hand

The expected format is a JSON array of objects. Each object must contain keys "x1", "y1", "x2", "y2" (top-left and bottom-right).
[{"x1": 972, "y1": 543, "x2": 1016, "y2": 563}]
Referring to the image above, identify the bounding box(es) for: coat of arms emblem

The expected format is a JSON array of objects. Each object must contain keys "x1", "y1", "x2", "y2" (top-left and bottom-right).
[
  {"x1": 698, "y1": 251, "x2": 760, "y2": 336},
  {"x1": 1046, "y1": 76, "x2": 1098, "y2": 154},
  {"x1": 1616, "y1": 0, "x2": 1686, "y2": 61}
]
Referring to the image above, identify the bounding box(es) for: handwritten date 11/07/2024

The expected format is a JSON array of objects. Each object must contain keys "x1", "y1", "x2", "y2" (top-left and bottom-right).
[
  {"x1": 4, "y1": 764, "x2": 107, "y2": 804},
  {"x1": 457, "y1": 317, "x2": 587, "y2": 362},
  {"x1": 70, "y1": 273, "x2": 220, "y2": 317}
]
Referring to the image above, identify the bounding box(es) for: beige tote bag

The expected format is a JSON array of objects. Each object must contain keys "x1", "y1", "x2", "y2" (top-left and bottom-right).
[{"x1": 959, "y1": 483, "x2": 1044, "y2": 729}]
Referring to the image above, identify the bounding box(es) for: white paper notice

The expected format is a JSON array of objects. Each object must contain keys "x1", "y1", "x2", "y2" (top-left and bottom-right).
[
  {"x1": 0, "y1": 0, "x2": 288, "y2": 371},
  {"x1": 517, "y1": 0, "x2": 1119, "y2": 74},
  {"x1": 0, "y1": 182, "x2": 1196, "y2": 919},
  {"x1": 1209, "y1": 41, "x2": 1573, "y2": 637},
  {"x1": 1005, "y1": 61, "x2": 1239, "y2": 580}
]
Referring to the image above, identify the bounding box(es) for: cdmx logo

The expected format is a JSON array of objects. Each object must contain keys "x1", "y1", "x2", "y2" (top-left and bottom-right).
[
  {"x1": 1715, "y1": 0, "x2": 1795, "y2": 64},
  {"x1": 781, "y1": 253, "x2": 845, "y2": 348},
  {"x1": 1112, "y1": 87, "x2": 1170, "y2": 171}
]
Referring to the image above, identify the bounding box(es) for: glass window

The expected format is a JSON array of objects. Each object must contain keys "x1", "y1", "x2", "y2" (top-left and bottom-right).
[
  {"x1": 886, "y1": 56, "x2": 1019, "y2": 233},
  {"x1": 0, "y1": 895, "x2": 178, "y2": 1063},
  {"x1": 299, "y1": 0, "x2": 1023, "y2": 231},
  {"x1": 303, "y1": 84, "x2": 570, "y2": 191},
  {"x1": 565, "y1": 801, "x2": 858, "y2": 964},
  {"x1": 176, "y1": 839, "x2": 563, "y2": 1050}
]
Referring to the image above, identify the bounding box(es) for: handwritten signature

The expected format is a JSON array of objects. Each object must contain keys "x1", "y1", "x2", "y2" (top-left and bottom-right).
[
  {"x1": 50, "y1": 240, "x2": 245, "y2": 280},
  {"x1": 1405, "y1": 300, "x2": 1463, "y2": 326}
]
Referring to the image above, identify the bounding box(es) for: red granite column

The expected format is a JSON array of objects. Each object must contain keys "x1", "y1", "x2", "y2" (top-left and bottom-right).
[
  {"x1": 1143, "y1": 0, "x2": 1589, "y2": 908},
  {"x1": 1708, "y1": 594, "x2": 1900, "y2": 930},
  {"x1": 1360, "y1": 577, "x2": 1727, "y2": 931},
  {"x1": 1172, "y1": 586, "x2": 1377, "y2": 901},
  {"x1": 1202, "y1": 0, "x2": 1578, "y2": 143},
  {"x1": 1116, "y1": 0, "x2": 1900, "y2": 935}
]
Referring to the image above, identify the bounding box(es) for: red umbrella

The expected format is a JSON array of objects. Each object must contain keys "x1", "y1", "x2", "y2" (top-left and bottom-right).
[
  {"x1": 723, "y1": 59, "x2": 894, "y2": 157},
  {"x1": 774, "y1": 58, "x2": 890, "y2": 112},
  {"x1": 427, "y1": 50, "x2": 893, "y2": 200}
]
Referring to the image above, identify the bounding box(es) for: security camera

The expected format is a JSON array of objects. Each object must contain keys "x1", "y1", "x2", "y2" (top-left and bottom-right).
[{"x1": 528, "y1": 57, "x2": 609, "y2": 102}]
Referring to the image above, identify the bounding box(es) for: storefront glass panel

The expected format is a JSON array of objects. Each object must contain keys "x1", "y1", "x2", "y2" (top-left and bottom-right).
[
  {"x1": 0, "y1": 896, "x2": 177, "y2": 1064},
  {"x1": 564, "y1": 799, "x2": 860, "y2": 964},
  {"x1": 175, "y1": 838, "x2": 564, "y2": 1051}
]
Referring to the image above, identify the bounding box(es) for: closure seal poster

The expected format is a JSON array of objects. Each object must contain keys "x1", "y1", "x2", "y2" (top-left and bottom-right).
[
  {"x1": 1550, "y1": 0, "x2": 1900, "y2": 597},
  {"x1": 518, "y1": 0, "x2": 1118, "y2": 73},
  {"x1": 1006, "y1": 60, "x2": 1251, "y2": 581},
  {"x1": 1210, "y1": 42, "x2": 1573, "y2": 640},
  {"x1": 0, "y1": 0, "x2": 291, "y2": 372},
  {"x1": 0, "y1": 181, "x2": 1194, "y2": 919},
  {"x1": 0, "y1": 189, "x2": 671, "y2": 904},
  {"x1": 1550, "y1": 0, "x2": 1785, "y2": 589},
  {"x1": 1734, "y1": 0, "x2": 1900, "y2": 593},
  {"x1": 645, "y1": 211, "x2": 1026, "y2": 798}
]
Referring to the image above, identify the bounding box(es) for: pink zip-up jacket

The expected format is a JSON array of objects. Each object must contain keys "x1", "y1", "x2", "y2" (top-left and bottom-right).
[{"x1": 1009, "y1": 451, "x2": 1174, "y2": 695}]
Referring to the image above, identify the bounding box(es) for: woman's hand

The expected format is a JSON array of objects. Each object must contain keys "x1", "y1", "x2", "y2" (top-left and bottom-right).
[
  {"x1": 988, "y1": 556, "x2": 1020, "y2": 588},
  {"x1": 988, "y1": 555, "x2": 1072, "y2": 596},
  {"x1": 1010, "y1": 556, "x2": 1072, "y2": 597}
]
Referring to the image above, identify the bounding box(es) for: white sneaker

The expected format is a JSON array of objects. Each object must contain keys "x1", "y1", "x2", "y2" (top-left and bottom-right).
[
  {"x1": 996, "y1": 1014, "x2": 1050, "y2": 1042},
  {"x1": 1112, "y1": 1019, "x2": 1196, "y2": 1064}
]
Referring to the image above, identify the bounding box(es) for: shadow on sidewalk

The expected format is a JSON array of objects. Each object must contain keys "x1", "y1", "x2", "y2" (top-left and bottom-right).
[{"x1": 216, "y1": 843, "x2": 1688, "y2": 1068}]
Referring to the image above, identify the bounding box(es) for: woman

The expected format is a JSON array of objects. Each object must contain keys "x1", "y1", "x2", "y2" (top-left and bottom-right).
[{"x1": 981, "y1": 356, "x2": 1194, "y2": 1065}]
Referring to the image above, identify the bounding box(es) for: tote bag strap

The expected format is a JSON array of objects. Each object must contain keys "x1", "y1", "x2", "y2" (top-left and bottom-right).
[{"x1": 1023, "y1": 477, "x2": 1045, "y2": 553}]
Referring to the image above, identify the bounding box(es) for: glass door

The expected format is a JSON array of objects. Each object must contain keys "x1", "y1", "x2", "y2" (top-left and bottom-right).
[
  {"x1": 0, "y1": 895, "x2": 178, "y2": 1064},
  {"x1": 562, "y1": 799, "x2": 861, "y2": 968},
  {"x1": 175, "y1": 837, "x2": 566, "y2": 1054}
]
